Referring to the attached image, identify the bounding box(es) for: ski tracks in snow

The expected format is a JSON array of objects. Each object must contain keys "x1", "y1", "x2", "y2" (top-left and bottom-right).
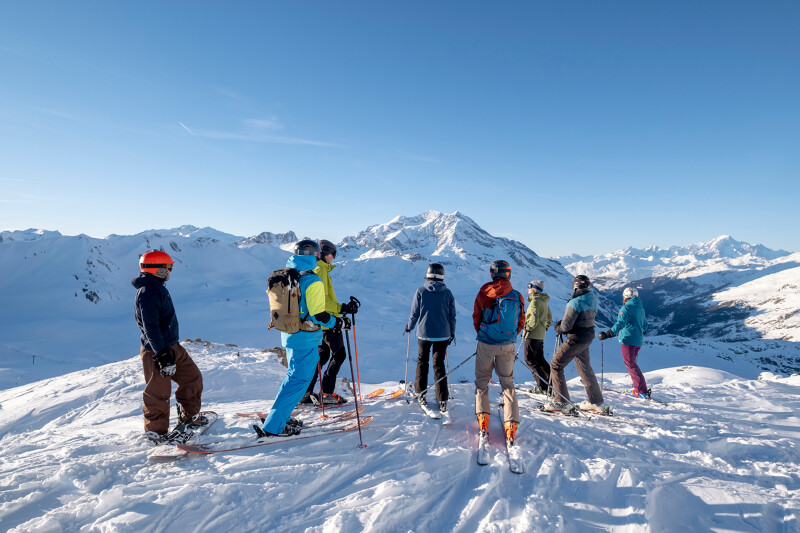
[{"x1": 0, "y1": 345, "x2": 799, "y2": 532}]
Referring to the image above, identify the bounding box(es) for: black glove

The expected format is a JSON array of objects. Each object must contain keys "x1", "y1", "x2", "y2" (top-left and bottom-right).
[
  {"x1": 553, "y1": 320, "x2": 562, "y2": 334},
  {"x1": 333, "y1": 316, "x2": 352, "y2": 332},
  {"x1": 448, "y1": 334, "x2": 455, "y2": 345},
  {"x1": 340, "y1": 302, "x2": 355, "y2": 315},
  {"x1": 153, "y1": 348, "x2": 176, "y2": 377},
  {"x1": 404, "y1": 325, "x2": 411, "y2": 334},
  {"x1": 598, "y1": 329, "x2": 615, "y2": 341}
]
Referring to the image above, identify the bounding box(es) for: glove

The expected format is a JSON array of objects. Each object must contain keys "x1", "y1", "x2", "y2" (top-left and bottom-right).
[
  {"x1": 598, "y1": 329, "x2": 615, "y2": 341},
  {"x1": 340, "y1": 302, "x2": 355, "y2": 315},
  {"x1": 333, "y1": 316, "x2": 352, "y2": 332},
  {"x1": 448, "y1": 335, "x2": 455, "y2": 345},
  {"x1": 153, "y1": 348, "x2": 176, "y2": 377},
  {"x1": 553, "y1": 320, "x2": 562, "y2": 334},
  {"x1": 404, "y1": 325, "x2": 411, "y2": 334}
]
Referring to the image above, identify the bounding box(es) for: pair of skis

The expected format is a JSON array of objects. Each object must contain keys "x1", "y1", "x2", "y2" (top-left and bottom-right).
[
  {"x1": 174, "y1": 389, "x2": 403, "y2": 456},
  {"x1": 476, "y1": 407, "x2": 524, "y2": 474},
  {"x1": 178, "y1": 410, "x2": 374, "y2": 455}
]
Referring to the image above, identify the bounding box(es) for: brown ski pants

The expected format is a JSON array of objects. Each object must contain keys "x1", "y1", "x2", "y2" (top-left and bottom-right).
[
  {"x1": 549, "y1": 338, "x2": 604, "y2": 405},
  {"x1": 140, "y1": 343, "x2": 203, "y2": 434}
]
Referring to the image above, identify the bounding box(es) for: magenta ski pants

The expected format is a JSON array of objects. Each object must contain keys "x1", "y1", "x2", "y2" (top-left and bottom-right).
[{"x1": 621, "y1": 344, "x2": 647, "y2": 394}]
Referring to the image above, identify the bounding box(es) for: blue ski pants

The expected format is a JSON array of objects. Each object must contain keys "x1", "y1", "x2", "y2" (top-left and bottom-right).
[{"x1": 262, "y1": 343, "x2": 320, "y2": 434}]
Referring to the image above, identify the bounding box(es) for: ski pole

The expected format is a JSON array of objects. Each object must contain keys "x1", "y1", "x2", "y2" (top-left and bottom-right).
[
  {"x1": 413, "y1": 351, "x2": 476, "y2": 401},
  {"x1": 348, "y1": 297, "x2": 363, "y2": 403},
  {"x1": 343, "y1": 325, "x2": 366, "y2": 448},
  {"x1": 515, "y1": 353, "x2": 588, "y2": 417},
  {"x1": 601, "y1": 338, "x2": 604, "y2": 388},
  {"x1": 403, "y1": 330, "x2": 411, "y2": 402},
  {"x1": 317, "y1": 360, "x2": 326, "y2": 418},
  {"x1": 445, "y1": 349, "x2": 453, "y2": 399}
]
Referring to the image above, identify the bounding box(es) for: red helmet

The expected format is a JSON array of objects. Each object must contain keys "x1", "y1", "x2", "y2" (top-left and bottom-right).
[{"x1": 139, "y1": 250, "x2": 174, "y2": 277}]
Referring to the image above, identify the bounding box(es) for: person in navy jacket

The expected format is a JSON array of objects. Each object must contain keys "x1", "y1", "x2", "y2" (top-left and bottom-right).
[{"x1": 405, "y1": 263, "x2": 456, "y2": 413}]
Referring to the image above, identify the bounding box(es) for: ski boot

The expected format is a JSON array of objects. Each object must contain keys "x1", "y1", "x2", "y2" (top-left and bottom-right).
[
  {"x1": 477, "y1": 412, "x2": 489, "y2": 434},
  {"x1": 504, "y1": 421, "x2": 518, "y2": 446},
  {"x1": 253, "y1": 422, "x2": 302, "y2": 439}
]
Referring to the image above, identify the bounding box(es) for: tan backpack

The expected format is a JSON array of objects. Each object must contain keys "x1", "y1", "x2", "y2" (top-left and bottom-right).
[{"x1": 267, "y1": 268, "x2": 320, "y2": 333}]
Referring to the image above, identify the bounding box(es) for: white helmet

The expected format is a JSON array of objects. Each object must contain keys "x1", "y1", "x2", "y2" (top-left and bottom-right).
[{"x1": 623, "y1": 287, "x2": 639, "y2": 299}]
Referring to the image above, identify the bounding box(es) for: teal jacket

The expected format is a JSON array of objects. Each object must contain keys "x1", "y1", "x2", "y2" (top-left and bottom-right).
[{"x1": 611, "y1": 296, "x2": 648, "y2": 347}]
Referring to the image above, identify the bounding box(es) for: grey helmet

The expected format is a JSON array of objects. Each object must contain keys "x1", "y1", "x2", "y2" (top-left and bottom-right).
[
  {"x1": 294, "y1": 239, "x2": 321, "y2": 256},
  {"x1": 426, "y1": 263, "x2": 445, "y2": 280},
  {"x1": 622, "y1": 287, "x2": 639, "y2": 299}
]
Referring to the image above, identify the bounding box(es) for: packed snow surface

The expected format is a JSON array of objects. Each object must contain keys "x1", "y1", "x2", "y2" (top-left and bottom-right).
[{"x1": 1, "y1": 342, "x2": 798, "y2": 532}]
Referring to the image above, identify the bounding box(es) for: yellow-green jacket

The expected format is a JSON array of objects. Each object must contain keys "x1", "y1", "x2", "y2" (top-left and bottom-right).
[
  {"x1": 314, "y1": 259, "x2": 341, "y2": 330},
  {"x1": 523, "y1": 292, "x2": 552, "y2": 340}
]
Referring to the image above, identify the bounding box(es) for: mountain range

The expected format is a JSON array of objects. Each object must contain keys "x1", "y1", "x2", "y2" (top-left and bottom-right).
[{"x1": 0, "y1": 211, "x2": 798, "y2": 390}]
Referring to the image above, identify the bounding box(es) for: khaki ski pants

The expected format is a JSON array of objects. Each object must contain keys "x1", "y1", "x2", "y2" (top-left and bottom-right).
[{"x1": 474, "y1": 341, "x2": 519, "y2": 423}]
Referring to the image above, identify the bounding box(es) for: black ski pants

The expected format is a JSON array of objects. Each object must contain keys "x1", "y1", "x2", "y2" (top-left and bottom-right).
[
  {"x1": 306, "y1": 329, "x2": 347, "y2": 395},
  {"x1": 524, "y1": 338, "x2": 551, "y2": 392},
  {"x1": 415, "y1": 339, "x2": 449, "y2": 403}
]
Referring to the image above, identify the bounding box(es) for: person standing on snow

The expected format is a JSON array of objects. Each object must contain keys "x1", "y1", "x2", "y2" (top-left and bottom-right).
[
  {"x1": 298, "y1": 239, "x2": 358, "y2": 406},
  {"x1": 546, "y1": 275, "x2": 605, "y2": 413},
  {"x1": 599, "y1": 287, "x2": 650, "y2": 398},
  {"x1": 254, "y1": 240, "x2": 347, "y2": 438},
  {"x1": 473, "y1": 260, "x2": 525, "y2": 445},
  {"x1": 133, "y1": 250, "x2": 206, "y2": 443},
  {"x1": 405, "y1": 263, "x2": 457, "y2": 414},
  {"x1": 523, "y1": 280, "x2": 552, "y2": 395}
]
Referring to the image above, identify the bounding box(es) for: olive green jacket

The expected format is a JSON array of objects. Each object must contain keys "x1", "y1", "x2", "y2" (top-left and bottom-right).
[{"x1": 523, "y1": 292, "x2": 552, "y2": 340}]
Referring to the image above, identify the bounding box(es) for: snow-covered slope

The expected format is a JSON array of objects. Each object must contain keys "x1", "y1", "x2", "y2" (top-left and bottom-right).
[
  {"x1": 0, "y1": 342, "x2": 797, "y2": 532},
  {"x1": 712, "y1": 262, "x2": 800, "y2": 342}
]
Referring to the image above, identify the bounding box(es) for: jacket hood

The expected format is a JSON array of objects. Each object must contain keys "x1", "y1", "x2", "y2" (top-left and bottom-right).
[
  {"x1": 287, "y1": 255, "x2": 318, "y2": 271},
  {"x1": 423, "y1": 280, "x2": 447, "y2": 292},
  {"x1": 624, "y1": 296, "x2": 643, "y2": 309},
  {"x1": 132, "y1": 272, "x2": 164, "y2": 289},
  {"x1": 529, "y1": 292, "x2": 550, "y2": 303},
  {"x1": 482, "y1": 278, "x2": 514, "y2": 298}
]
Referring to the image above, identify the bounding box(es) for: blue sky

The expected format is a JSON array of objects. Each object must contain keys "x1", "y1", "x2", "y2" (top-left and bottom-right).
[{"x1": 1, "y1": 2, "x2": 798, "y2": 257}]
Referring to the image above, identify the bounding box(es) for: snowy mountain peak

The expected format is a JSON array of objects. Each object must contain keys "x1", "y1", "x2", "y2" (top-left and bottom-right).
[
  {"x1": 339, "y1": 210, "x2": 520, "y2": 264},
  {"x1": 0, "y1": 228, "x2": 62, "y2": 242},
  {"x1": 557, "y1": 235, "x2": 792, "y2": 284},
  {"x1": 689, "y1": 235, "x2": 788, "y2": 261},
  {"x1": 237, "y1": 231, "x2": 298, "y2": 248}
]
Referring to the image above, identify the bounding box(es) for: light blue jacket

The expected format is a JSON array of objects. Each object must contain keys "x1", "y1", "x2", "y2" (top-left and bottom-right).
[
  {"x1": 281, "y1": 255, "x2": 336, "y2": 350},
  {"x1": 611, "y1": 296, "x2": 648, "y2": 347}
]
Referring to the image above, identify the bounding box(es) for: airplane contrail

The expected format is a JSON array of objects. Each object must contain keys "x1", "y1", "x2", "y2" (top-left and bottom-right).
[{"x1": 178, "y1": 122, "x2": 195, "y2": 135}]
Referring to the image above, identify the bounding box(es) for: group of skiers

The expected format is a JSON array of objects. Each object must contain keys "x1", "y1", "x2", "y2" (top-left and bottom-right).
[{"x1": 132, "y1": 242, "x2": 650, "y2": 446}]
